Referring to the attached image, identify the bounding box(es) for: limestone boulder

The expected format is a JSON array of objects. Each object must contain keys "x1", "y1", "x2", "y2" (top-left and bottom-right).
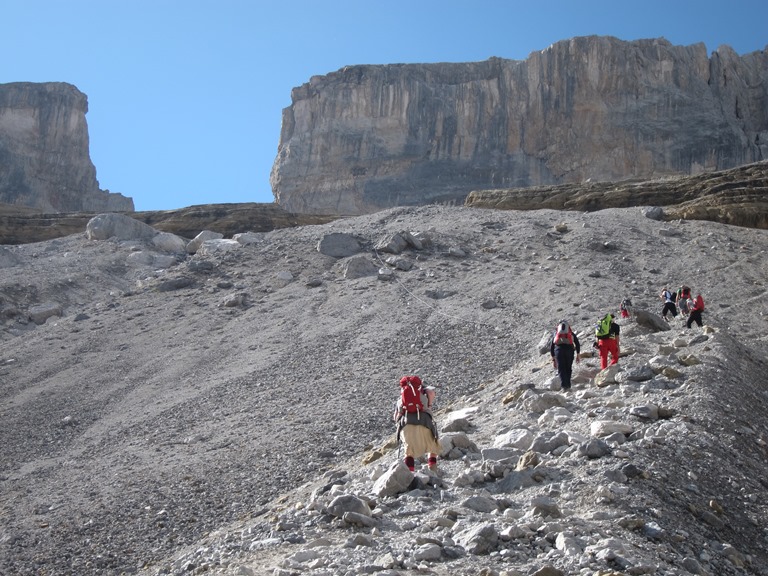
[{"x1": 85, "y1": 213, "x2": 156, "y2": 241}]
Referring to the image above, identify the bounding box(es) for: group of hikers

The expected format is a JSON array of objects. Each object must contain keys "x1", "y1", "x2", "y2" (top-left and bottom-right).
[
  {"x1": 549, "y1": 284, "x2": 705, "y2": 394},
  {"x1": 549, "y1": 311, "x2": 621, "y2": 392},
  {"x1": 393, "y1": 284, "x2": 706, "y2": 474},
  {"x1": 660, "y1": 285, "x2": 705, "y2": 329}
]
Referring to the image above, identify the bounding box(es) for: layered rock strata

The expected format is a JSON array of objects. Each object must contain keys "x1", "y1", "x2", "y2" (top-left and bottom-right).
[
  {"x1": 0, "y1": 82, "x2": 133, "y2": 213},
  {"x1": 271, "y1": 36, "x2": 768, "y2": 215},
  {"x1": 465, "y1": 160, "x2": 768, "y2": 230},
  {"x1": 2, "y1": 160, "x2": 766, "y2": 245},
  {"x1": 0, "y1": 202, "x2": 338, "y2": 245}
]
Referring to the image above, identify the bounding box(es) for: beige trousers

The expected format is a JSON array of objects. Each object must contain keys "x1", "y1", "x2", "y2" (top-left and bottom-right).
[{"x1": 401, "y1": 423, "x2": 440, "y2": 457}]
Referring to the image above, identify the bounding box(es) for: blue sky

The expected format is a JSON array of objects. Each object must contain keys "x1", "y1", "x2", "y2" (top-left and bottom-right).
[{"x1": 2, "y1": 1, "x2": 766, "y2": 211}]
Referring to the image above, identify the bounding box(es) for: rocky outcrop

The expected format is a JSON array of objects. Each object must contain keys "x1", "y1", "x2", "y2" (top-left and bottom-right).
[
  {"x1": 271, "y1": 36, "x2": 768, "y2": 215},
  {"x1": 0, "y1": 82, "x2": 133, "y2": 213},
  {"x1": 465, "y1": 160, "x2": 768, "y2": 229},
  {"x1": 0, "y1": 202, "x2": 338, "y2": 245},
  {"x1": 131, "y1": 203, "x2": 338, "y2": 239}
]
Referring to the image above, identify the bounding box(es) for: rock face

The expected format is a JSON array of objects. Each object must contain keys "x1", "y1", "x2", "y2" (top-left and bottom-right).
[
  {"x1": 0, "y1": 82, "x2": 133, "y2": 213},
  {"x1": 271, "y1": 36, "x2": 768, "y2": 215}
]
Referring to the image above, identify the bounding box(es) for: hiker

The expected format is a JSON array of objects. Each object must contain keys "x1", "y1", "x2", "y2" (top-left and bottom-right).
[
  {"x1": 620, "y1": 297, "x2": 633, "y2": 319},
  {"x1": 687, "y1": 293, "x2": 705, "y2": 328},
  {"x1": 659, "y1": 287, "x2": 678, "y2": 320},
  {"x1": 393, "y1": 375, "x2": 440, "y2": 473},
  {"x1": 595, "y1": 313, "x2": 620, "y2": 370},
  {"x1": 677, "y1": 285, "x2": 693, "y2": 315},
  {"x1": 549, "y1": 320, "x2": 581, "y2": 391}
]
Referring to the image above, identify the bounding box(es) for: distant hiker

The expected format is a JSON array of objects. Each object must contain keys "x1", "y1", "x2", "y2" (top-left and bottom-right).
[
  {"x1": 659, "y1": 287, "x2": 678, "y2": 320},
  {"x1": 595, "y1": 313, "x2": 620, "y2": 370},
  {"x1": 687, "y1": 293, "x2": 705, "y2": 328},
  {"x1": 620, "y1": 297, "x2": 633, "y2": 319},
  {"x1": 393, "y1": 375, "x2": 440, "y2": 473},
  {"x1": 550, "y1": 320, "x2": 581, "y2": 391},
  {"x1": 677, "y1": 285, "x2": 693, "y2": 315}
]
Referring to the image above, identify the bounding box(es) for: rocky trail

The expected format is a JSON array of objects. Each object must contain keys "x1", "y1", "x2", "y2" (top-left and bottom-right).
[{"x1": 152, "y1": 309, "x2": 768, "y2": 576}]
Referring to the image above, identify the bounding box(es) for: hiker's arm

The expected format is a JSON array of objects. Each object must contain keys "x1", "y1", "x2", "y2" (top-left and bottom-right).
[
  {"x1": 393, "y1": 399, "x2": 403, "y2": 422},
  {"x1": 574, "y1": 335, "x2": 581, "y2": 362}
]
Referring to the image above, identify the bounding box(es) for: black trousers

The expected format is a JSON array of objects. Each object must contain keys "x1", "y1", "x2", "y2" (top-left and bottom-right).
[
  {"x1": 662, "y1": 302, "x2": 678, "y2": 318},
  {"x1": 554, "y1": 345, "x2": 575, "y2": 389},
  {"x1": 687, "y1": 310, "x2": 703, "y2": 328}
]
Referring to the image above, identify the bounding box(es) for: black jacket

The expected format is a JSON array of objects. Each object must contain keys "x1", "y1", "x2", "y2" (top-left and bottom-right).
[{"x1": 551, "y1": 332, "x2": 581, "y2": 356}]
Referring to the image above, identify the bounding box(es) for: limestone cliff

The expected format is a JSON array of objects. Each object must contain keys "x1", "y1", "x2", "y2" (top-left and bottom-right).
[
  {"x1": 271, "y1": 36, "x2": 768, "y2": 215},
  {"x1": 0, "y1": 82, "x2": 133, "y2": 213}
]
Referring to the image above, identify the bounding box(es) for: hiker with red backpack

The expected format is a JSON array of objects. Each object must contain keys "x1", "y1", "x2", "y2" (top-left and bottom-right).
[
  {"x1": 677, "y1": 285, "x2": 693, "y2": 315},
  {"x1": 620, "y1": 298, "x2": 632, "y2": 319},
  {"x1": 687, "y1": 293, "x2": 705, "y2": 328},
  {"x1": 549, "y1": 320, "x2": 581, "y2": 391},
  {"x1": 393, "y1": 375, "x2": 440, "y2": 472}
]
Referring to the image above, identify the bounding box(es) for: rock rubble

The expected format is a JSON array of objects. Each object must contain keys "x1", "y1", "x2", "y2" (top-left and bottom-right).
[
  {"x1": 0, "y1": 205, "x2": 766, "y2": 576},
  {"x1": 154, "y1": 322, "x2": 768, "y2": 576}
]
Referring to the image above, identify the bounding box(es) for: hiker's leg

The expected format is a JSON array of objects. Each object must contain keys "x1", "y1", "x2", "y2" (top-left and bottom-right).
[
  {"x1": 428, "y1": 453, "x2": 437, "y2": 470},
  {"x1": 608, "y1": 339, "x2": 619, "y2": 365},
  {"x1": 402, "y1": 427, "x2": 416, "y2": 470},
  {"x1": 561, "y1": 346, "x2": 573, "y2": 390},
  {"x1": 598, "y1": 340, "x2": 609, "y2": 370},
  {"x1": 554, "y1": 346, "x2": 572, "y2": 388},
  {"x1": 561, "y1": 359, "x2": 573, "y2": 388},
  {"x1": 692, "y1": 311, "x2": 702, "y2": 327}
]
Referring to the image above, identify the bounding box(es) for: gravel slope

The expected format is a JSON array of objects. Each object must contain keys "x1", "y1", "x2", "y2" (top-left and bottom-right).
[{"x1": 0, "y1": 205, "x2": 766, "y2": 575}]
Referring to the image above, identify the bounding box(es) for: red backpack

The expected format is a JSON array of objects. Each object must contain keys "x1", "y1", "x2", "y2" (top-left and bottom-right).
[
  {"x1": 694, "y1": 294, "x2": 705, "y2": 311},
  {"x1": 399, "y1": 375, "x2": 424, "y2": 414},
  {"x1": 553, "y1": 321, "x2": 574, "y2": 346}
]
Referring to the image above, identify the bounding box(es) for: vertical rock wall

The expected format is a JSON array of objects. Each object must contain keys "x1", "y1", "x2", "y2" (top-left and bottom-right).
[
  {"x1": 0, "y1": 82, "x2": 134, "y2": 213},
  {"x1": 271, "y1": 36, "x2": 768, "y2": 215}
]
